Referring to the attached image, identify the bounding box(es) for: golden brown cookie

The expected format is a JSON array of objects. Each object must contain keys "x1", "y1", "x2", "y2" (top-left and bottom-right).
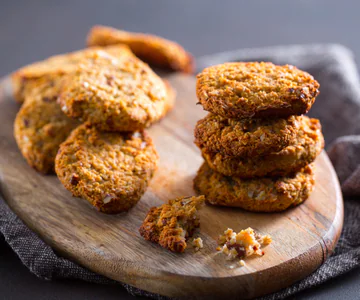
[
  {"x1": 14, "y1": 75, "x2": 80, "y2": 174},
  {"x1": 195, "y1": 114, "x2": 301, "y2": 157},
  {"x1": 201, "y1": 117, "x2": 323, "y2": 178},
  {"x1": 59, "y1": 50, "x2": 169, "y2": 131},
  {"x1": 196, "y1": 62, "x2": 320, "y2": 119},
  {"x1": 87, "y1": 25, "x2": 194, "y2": 73},
  {"x1": 55, "y1": 123, "x2": 158, "y2": 214},
  {"x1": 193, "y1": 162, "x2": 315, "y2": 212},
  {"x1": 11, "y1": 45, "x2": 133, "y2": 103},
  {"x1": 139, "y1": 195, "x2": 205, "y2": 253}
]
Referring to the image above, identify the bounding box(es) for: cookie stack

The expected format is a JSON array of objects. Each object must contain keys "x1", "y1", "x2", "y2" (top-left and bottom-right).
[{"x1": 193, "y1": 62, "x2": 324, "y2": 212}]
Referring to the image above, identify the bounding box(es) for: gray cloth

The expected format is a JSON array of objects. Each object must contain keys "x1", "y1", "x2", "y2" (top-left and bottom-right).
[{"x1": 0, "y1": 44, "x2": 360, "y2": 299}]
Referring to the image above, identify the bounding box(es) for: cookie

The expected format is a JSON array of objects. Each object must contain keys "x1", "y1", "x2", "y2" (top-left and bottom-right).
[
  {"x1": 202, "y1": 117, "x2": 324, "y2": 178},
  {"x1": 11, "y1": 45, "x2": 133, "y2": 103},
  {"x1": 196, "y1": 62, "x2": 320, "y2": 119},
  {"x1": 59, "y1": 50, "x2": 170, "y2": 132},
  {"x1": 87, "y1": 25, "x2": 194, "y2": 73},
  {"x1": 139, "y1": 195, "x2": 205, "y2": 253},
  {"x1": 14, "y1": 75, "x2": 80, "y2": 174},
  {"x1": 195, "y1": 114, "x2": 301, "y2": 157},
  {"x1": 55, "y1": 123, "x2": 158, "y2": 214},
  {"x1": 193, "y1": 163, "x2": 315, "y2": 212}
]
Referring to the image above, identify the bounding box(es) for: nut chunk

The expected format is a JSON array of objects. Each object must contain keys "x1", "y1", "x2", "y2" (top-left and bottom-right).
[
  {"x1": 139, "y1": 196, "x2": 205, "y2": 253},
  {"x1": 217, "y1": 228, "x2": 272, "y2": 263}
]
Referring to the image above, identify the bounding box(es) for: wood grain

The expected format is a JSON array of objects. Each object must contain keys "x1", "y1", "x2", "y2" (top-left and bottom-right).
[{"x1": 0, "y1": 75, "x2": 343, "y2": 299}]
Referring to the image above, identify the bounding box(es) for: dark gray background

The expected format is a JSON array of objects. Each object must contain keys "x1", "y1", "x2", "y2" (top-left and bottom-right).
[{"x1": 1, "y1": 0, "x2": 360, "y2": 299}]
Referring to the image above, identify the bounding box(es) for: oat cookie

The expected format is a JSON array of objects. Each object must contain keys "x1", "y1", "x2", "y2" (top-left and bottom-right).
[
  {"x1": 195, "y1": 114, "x2": 301, "y2": 157},
  {"x1": 196, "y1": 62, "x2": 319, "y2": 119},
  {"x1": 87, "y1": 25, "x2": 194, "y2": 73},
  {"x1": 55, "y1": 123, "x2": 158, "y2": 214},
  {"x1": 59, "y1": 51, "x2": 170, "y2": 131},
  {"x1": 11, "y1": 45, "x2": 133, "y2": 103},
  {"x1": 14, "y1": 75, "x2": 79, "y2": 174},
  {"x1": 139, "y1": 195, "x2": 205, "y2": 253},
  {"x1": 194, "y1": 162, "x2": 315, "y2": 212},
  {"x1": 202, "y1": 117, "x2": 323, "y2": 178}
]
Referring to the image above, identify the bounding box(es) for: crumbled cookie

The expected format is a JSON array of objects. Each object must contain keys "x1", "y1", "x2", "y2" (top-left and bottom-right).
[
  {"x1": 196, "y1": 62, "x2": 319, "y2": 119},
  {"x1": 59, "y1": 50, "x2": 170, "y2": 131},
  {"x1": 14, "y1": 75, "x2": 79, "y2": 173},
  {"x1": 192, "y1": 237, "x2": 204, "y2": 252},
  {"x1": 87, "y1": 25, "x2": 194, "y2": 73},
  {"x1": 193, "y1": 162, "x2": 315, "y2": 212},
  {"x1": 201, "y1": 117, "x2": 324, "y2": 178},
  {"x1": 195, "y1": 114, "x2": 301, "y2": 157},
  {"x1": 55, "y1": 123, "x2": 158, "y2": 214},
  {"x1": 217, "y1": 227, "x2": 271, "y2": 262},
  {"x1": 11, "y1": 45, "x2": 133, "y2": 103},
  {"x1": 139, "y1": 195, "x2": 205, "y2": 253}
]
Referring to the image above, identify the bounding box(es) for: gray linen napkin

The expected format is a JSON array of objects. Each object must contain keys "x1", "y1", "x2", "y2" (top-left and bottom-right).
[{"x1": 1, "y1": 44, "x2": 359, "y2": 299}]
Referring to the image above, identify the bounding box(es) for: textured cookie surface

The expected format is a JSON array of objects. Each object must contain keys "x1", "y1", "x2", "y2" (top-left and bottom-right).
[
  {"x1": 11, "y1": 45, "x2": 133, "y2": 103},
  {"x1": 14, "y1": 75, "x2": 79, "y2": 174},
  {"x1": 196, "y1": 62, "x2": 319, "y2": 119},
  {"x1": 195, "y1": 114, "x2": 301, "y2": 157},
  {"x1": 193, "y1": 163, "x2": 315, "y2": 212},
  {"x1": 139, "y1": 196, "x2": 205, "y2": 253},
  {"x1": 202, "y1": 117, "x2": 324, "y2": 178},
  {"x1": 87, "y1": 25, "x2": 194, "y2": 73},
  {"x1": 59, "y1": 51, "x2": 170, "y2": 131},
  {"x1": 55, "y1": 123, "x2": 158, "y2": 214}
]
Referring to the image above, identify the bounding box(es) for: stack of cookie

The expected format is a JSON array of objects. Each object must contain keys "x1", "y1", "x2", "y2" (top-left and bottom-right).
[
  {"x1": 12, "y1": 26, "x2": 194, "y2": 214},
  {"x1": 194, "y1": 62, "x2": 324, "y2": 212}
]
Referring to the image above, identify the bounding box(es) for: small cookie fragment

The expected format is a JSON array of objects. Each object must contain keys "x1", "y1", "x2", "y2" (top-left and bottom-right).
[
  {"x1": 59, "y1": 50, "x2": 169, "y2": 131},
  {"x1": 195, "y1": 114, "x2": 301, "y2": 158},
  {"x1": 11, "y1": 45, "x2": 133, "y2": 103},
  {"x1": 217, "y1": 227, "x2": 272, "y2": 263},
  {"x1": 14, "y1": 75, "x2": 79, "y2": 173},
  {"x1": 139, "y1": 195, "x2": 205, "y2": 253},
  {"x1": 239, "y1": 260, "x2": 246, "y2": 267},
  {"x1": 193, "y1": 162, "x2": 315, "y2": 212},
  {"x1": 192, "y1": 237, "x2": 204, "y2": 252},
  {"x1": 196, "y1": 62, "x2": 319, "y2": 119},
  {"x1": 87, "y1": 25, "x2": 194, "y2": 73},
  {"x1": 55, "y1": 123, "x2": 158, "y2": 214},
  {"x1": 201, "y1": 117, "x2": 324, "y2": 178}
]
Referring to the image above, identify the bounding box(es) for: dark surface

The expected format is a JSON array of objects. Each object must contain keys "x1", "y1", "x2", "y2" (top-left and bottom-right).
[{"x1": 0, "y1": 0, "x2": 359, "y2": 299}]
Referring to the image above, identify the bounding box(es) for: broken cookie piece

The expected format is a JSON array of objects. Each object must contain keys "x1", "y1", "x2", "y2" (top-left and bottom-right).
[
  {"x1": 192, "y1": 237, "x2": 204, "y2": 252},
  {"x1": 217, "y1": 227, "x2": 272, "y2": 264},
  {"x1": 139, "y1": 195, "x2": 205, "y2": 253}
]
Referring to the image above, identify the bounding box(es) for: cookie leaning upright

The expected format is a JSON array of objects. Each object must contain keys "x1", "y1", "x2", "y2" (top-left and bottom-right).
[
  {"x1": 58, "y1": 50, "x2": 169, "y2": 131},
  {"x1": 14, "y1": 74, "x2": 80, "y2": 174},
  {"x1": 196, "y1": 62, "x2": 319, "y2": 119},
  {"x1": 55, "y1": 123, "x2": 158, "y2": 214}
]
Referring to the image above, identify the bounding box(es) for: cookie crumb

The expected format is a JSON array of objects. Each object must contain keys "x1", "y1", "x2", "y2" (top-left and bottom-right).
[
  {"x1": 217, "y1": 227, "x2": 271, "y2": 264},
  {"x1": 239, "y1": 260, "x2": 246, "y2": 267},
  {"x1": 192, "y1": 237, "x2": 203, "y2": 251}
]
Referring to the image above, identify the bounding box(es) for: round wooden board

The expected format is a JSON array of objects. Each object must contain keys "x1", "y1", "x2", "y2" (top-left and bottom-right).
[{"x1": 0, "y1": 75, "x2": 343, "y2": 299}]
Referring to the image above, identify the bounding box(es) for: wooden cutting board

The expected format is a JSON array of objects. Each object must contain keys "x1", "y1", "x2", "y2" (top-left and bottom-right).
[{"x1": 0, "y1": 74, "x2": 343, "y2": 299}]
